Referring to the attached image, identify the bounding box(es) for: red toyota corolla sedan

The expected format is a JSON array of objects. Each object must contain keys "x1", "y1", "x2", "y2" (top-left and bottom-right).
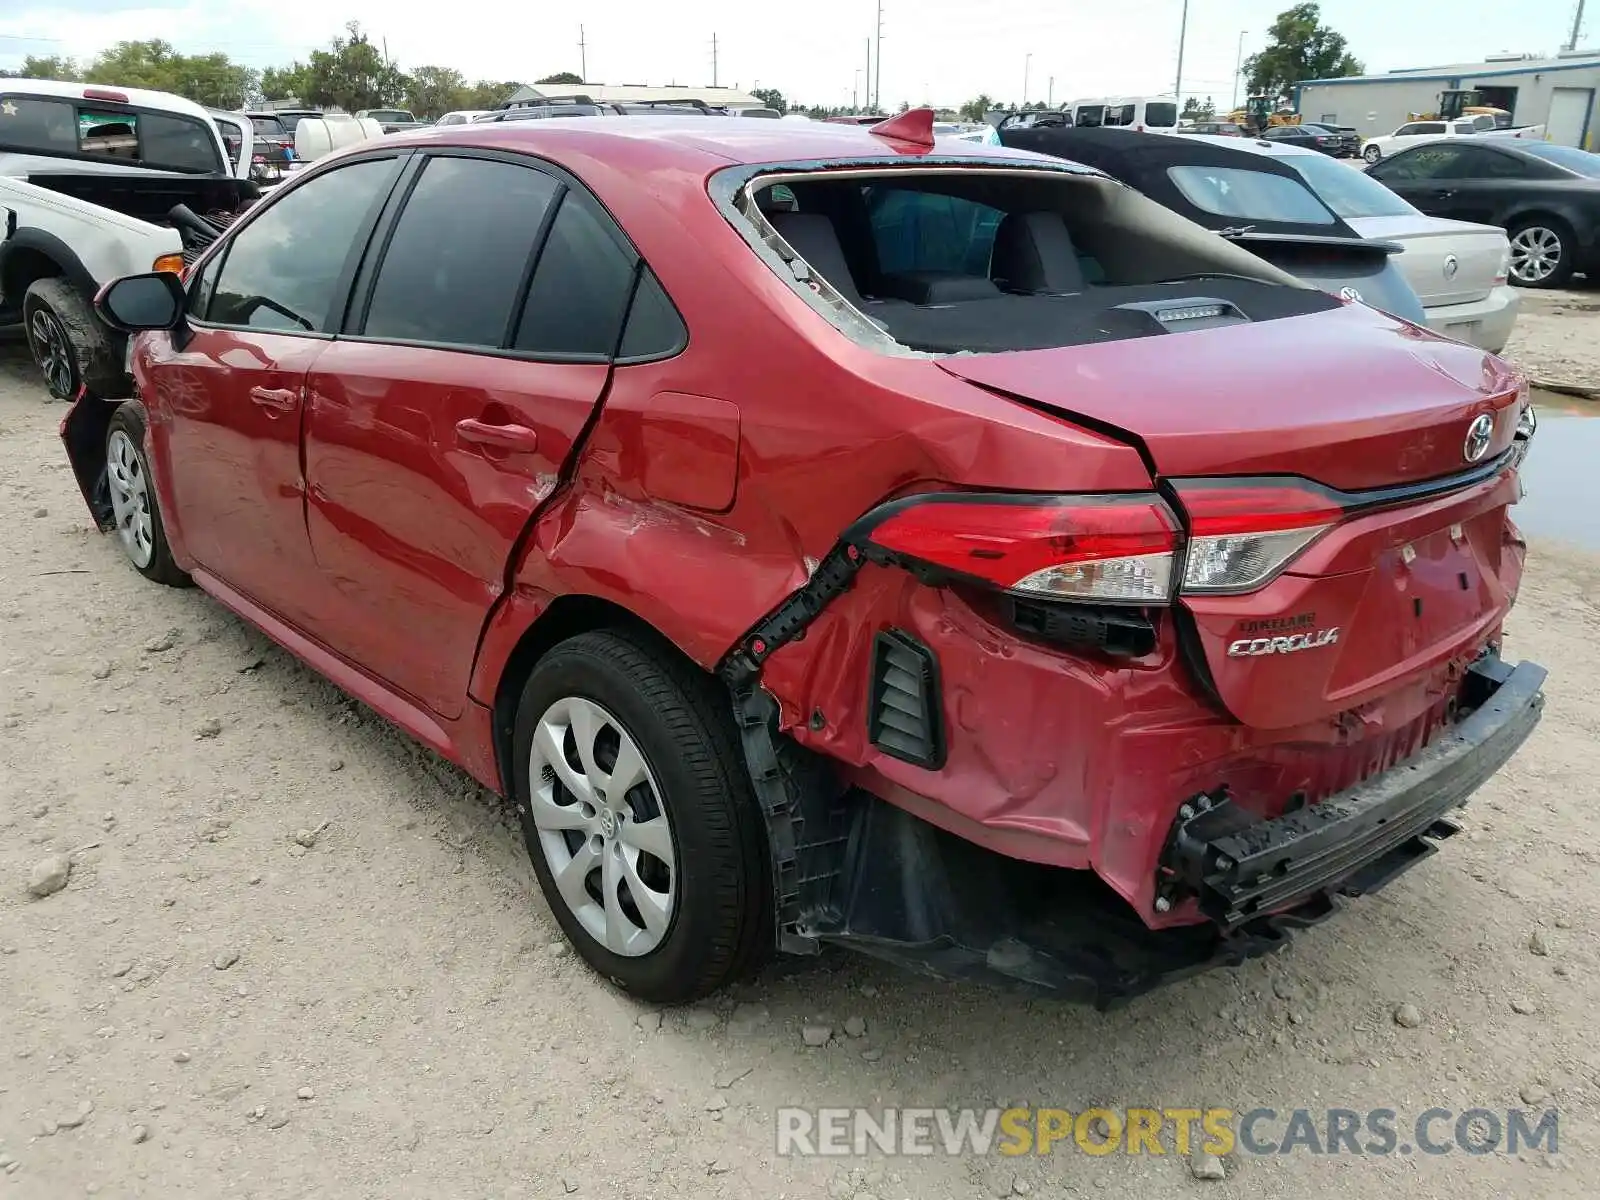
[{"x1": 67, "y1": 110, "x2": 1544, "y2": 1007}]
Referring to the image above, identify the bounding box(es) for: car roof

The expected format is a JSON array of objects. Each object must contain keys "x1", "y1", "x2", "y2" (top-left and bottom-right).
[
  {"x1": 1178, "y1": 133, "x2": 1321, "y2": 158},
  {"x1": 0, "y1": 76, "x2": 216, "y2": 122},
  {"x1": 376, "y1": 115, "x2": 1066, "y2": 173}
]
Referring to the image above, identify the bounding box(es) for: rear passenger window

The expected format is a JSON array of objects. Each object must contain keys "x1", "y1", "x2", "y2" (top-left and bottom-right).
[
  {"x1": 1104, "y1": 104, "x2": 1136, "y2": 127},
  {"x1": 514, "y1": 192, "x2": 636, "y2": 357},
  {"x1": 867, "y1": 188, "x2": 1004, "y2": 276},
  {"x1": 1075, "y1": 105, "x2": 1104, "y2": 127},
  {"x1": 363, "y1": 157, "x2": 560, "y2": 348},
  {"x1": 617, "y1": 268, "x2": 687, "y2": 361}
]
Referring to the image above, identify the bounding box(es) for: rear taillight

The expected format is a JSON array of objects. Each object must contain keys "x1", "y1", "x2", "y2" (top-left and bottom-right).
[
  {"x1": 853, "y1": 493, "x2": 1180, "y2": 604},
  {"x1": 1171, "y1": 481, "x2": 1342, "y2": 593},
  {"x1": 1494, "y1": 243, "x2": 1510, "y2": 285},
  {"x1": 852, "y1": 482, "x2": 1354, "y2": 608}
]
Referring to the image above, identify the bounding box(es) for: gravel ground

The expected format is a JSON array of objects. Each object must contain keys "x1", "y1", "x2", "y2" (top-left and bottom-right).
[
  {"x1": 2, "y1": 337, "x2": 1597, "y2": 1200},
  {"x1": 1502, "y1": 283, "x2": 1600, "y2": 393}
]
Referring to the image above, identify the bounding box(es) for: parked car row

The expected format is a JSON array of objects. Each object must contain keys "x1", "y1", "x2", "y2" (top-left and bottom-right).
[{"x1": 64, "y1": 107, "x2": 1544, "y2": 1006}]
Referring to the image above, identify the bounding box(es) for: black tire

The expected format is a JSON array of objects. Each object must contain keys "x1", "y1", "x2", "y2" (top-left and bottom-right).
[
  {"x1": 512, "y1": 629, "x2": 770, "y2": 1004},
  {"x1": 105, "y1": 402, "x2": 190, "y2": 587},
  {"x1": 22, "y1": 278, "x2": 125, "y2": 401},
  {"x1": 1506, "y1": 217, "x2": 1576, "y2": 289}
]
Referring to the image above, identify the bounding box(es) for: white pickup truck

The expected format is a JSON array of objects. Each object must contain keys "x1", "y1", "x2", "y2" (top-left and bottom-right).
[
  {"x1": 1360, "y1": 115, "x2": 1547, "y2": 164},
  {"x1": 0, "y1": 79, "x2": 255, "y2": 399}
]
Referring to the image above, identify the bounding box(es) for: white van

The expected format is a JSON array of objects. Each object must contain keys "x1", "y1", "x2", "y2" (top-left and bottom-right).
[{"x1": 1068, "y1": 95, "x2": 1180, "y2": 134}]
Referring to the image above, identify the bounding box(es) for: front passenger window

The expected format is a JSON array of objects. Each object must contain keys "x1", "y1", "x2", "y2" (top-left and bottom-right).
[{"x1": 207, "y1": 158, "x2": 400, "y2": 333}]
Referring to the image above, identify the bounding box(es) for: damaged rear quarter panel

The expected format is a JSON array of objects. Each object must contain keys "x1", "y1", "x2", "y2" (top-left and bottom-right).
[{"x1": 476, "y1": 152, "x2": 1152, "y2": 681}]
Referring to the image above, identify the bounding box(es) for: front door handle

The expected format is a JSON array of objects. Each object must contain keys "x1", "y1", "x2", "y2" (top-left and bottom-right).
[
  {"x1": 249, "y1": 386, "x2": 299, "y2": 412},
  {"x1": 455, "y1": 417, "x2": 540, "y2": 453}
]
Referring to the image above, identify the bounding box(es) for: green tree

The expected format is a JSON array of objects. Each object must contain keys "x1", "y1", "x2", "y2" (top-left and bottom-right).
[
  {"x1": 1181, "y1": 95, "x2": 1217, "y2": 120},
  {"x1": 959, "y1": 94, "x2": 994, "y2": 122},
  {"x1": 72, "y1": 41, "x2": 257, "y2": 108},
  {"x1": 751, "y1": 87, "x2": 787, "y2": 114},
  {"x1": 261, "y1": 62, "x2": 312, "y2": 102},
  {"x1": 405, "y1": 65, "x2": 470, "y2": 118},
  {"x1": 464, "y1": 79, "x2": 519, "y2": 109},
  {"x1": 1243, "y1": 4, "x2": 1363, "y2": 99},
  {"x1": 304, "y1": 22, "x2": 405, "y2": 112},
  {"x1": 1, "y1": 55, "x2": 83, "y2": 81},
  {"x1": 536, "y1": 71, "x2": 584, "y2": 85}
]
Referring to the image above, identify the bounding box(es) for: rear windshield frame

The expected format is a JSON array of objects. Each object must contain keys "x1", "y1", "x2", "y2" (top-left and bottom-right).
[{"x1": 711, "y1": 157, "x2": 1310, "y2": 358}]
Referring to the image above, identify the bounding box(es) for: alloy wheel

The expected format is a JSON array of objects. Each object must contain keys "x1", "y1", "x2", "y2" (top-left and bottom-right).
[
  {"x1": 28, "y1": 308, "x2": 76, "y2": 399},
  {"x1": 527, "y1": 695, "x2": 677, "y2": 957},
  {"x1": 106, "y1": 429, "x2": 155, "y2": 569},
  {"x1": 1362, "y1": 144, "x2": 1381, "y2": 164},
  {"x1": 1509, "y1": 226, "x2": 1562, "y2": 285}
]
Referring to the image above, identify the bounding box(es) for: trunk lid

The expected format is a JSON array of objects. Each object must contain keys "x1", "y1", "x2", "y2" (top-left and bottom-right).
[
  {"x1": 939, "y1": 301, "x2": 1528, "y2": 729},
  {"x1": 1345, "y1": 214, "x2": 1506, "y2": 307}
]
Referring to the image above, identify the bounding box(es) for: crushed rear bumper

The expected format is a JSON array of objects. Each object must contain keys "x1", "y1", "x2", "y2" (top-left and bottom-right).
[
  {"x1": 794, "y1": 654, "x2": 1544, "y2": 1008},
  {"x1": 1161, "y1": 655, "x2": 1545, "y2": 930}
]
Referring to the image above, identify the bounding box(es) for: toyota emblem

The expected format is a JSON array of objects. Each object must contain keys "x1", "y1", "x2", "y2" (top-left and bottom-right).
[
  {"x1": 1443, "y1": 254, "x2": 1460, "y2": 281},
  {"x1": 1463, "y1": 413, "x2": 1494, "y2": 463}
]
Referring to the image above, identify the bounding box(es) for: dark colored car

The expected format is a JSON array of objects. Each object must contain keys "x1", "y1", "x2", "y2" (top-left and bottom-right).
[
  {"x1": 1366, "y1": 139, "x2": 1600, "y2": 287},
  {"x1": 1258, "y1": 123, "x2": 1348, "y2": 157},
  {"x1": 70, "y1": 110, "x2": 1543, "y2": 1008},
  {"x1": 1002, "y1": 125, "x2": 1428, "y2": 322},
  {"x1": 1298, "y1": 122, "x2": 1361, "y2": 157},
  {"x1": 239, "y1": 113, "x2": 297, "y2": 181},
  {"x1": 1188, "y1": 121, "x2": 1245, "y2": 137}
]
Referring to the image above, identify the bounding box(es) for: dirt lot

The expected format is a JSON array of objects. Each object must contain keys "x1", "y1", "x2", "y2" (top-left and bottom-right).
[
  {"x1": 1, "y1": 336, "x2": 1597, "y2": 1200},
  {"x1": 1503, "y1": 285, "x2": 1600, "y2": 393}
]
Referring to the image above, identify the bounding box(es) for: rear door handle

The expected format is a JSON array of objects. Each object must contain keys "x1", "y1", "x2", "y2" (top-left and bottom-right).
[
  {"x1": 455, "y1": 417, "x2": 540, "y2": 453},
  {"x1": 248, "y1": 386, "x2": 299, "y2": 412}
]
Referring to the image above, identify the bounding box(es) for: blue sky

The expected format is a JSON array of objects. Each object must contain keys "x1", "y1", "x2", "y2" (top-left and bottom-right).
[{"x1": 0, "y1": 0, "x2": 1587, "y2": 108}]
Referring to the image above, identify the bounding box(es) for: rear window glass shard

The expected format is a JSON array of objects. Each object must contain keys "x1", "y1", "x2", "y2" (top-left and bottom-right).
[{"x1": 729, "y1": 165, "x2": 1338, "y2": 356}]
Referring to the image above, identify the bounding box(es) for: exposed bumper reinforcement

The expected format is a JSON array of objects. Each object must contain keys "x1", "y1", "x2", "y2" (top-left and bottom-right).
[
  {"x1": 802, "y1": 654, "x2": 1544, "y2": 1009},
  {"x1": 1165, "y1": 655, "x2": 1546, "y2": 929}
]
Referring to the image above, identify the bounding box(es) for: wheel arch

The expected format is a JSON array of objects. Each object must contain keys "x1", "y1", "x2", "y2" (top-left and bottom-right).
[
  {"x1": 1, "y1": 229, "x2": 96, "y2": 306},
  {"x1": 482, "y1": 592, "x2": 721, "y2": 798}
]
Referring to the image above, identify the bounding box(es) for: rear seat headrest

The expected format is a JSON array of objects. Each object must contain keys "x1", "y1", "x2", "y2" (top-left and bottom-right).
[{"x1": 991, "y1": 211, "x2": 1086, "y2": 295}]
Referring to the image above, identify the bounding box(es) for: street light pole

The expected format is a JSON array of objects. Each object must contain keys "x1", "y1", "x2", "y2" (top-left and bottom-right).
[
  {"x1": 1173, "y1": 0, "x2": 1188, "y2": 102},
  {"x1": 1023, "y1": 53, "x2": 1031, "y2": 105},
  {"x1": 1232, "y1": 30, "x2": 1245, "y2": 109}
]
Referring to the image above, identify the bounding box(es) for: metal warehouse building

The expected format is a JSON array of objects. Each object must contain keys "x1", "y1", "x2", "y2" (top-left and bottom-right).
[{"x1": 1295, "y1": 51, "x2": 1600, "y2": 148}]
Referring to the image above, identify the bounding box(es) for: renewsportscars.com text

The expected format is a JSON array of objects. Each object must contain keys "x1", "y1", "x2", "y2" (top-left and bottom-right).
[{"x1": 775, "y1": 1106, "x2": 1559, "y2": 1158}]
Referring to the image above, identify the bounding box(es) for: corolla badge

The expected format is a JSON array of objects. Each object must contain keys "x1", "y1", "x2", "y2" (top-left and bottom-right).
[
  {"x1": 1443, "y1": 253, "x2": 1460, "y2": 280},
  {"x1": 1227, "y1": 627, "x2": 1341, "y2": 657},
  {"x1": 1464, "y1": 413, "x2": 1495, "y2": 463}
]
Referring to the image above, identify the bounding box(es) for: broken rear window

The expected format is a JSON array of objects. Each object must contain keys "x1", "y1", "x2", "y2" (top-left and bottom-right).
[{"x1": 722, "y1": 164, "x2": 1338, "y2": 355}]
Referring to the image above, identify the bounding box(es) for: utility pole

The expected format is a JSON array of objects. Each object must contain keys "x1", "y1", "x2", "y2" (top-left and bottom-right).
[
  {"x1": 1566, "y1": 0, "x2": 1587, "y2": 50},
  {"x1": 1173, "y1": 0, "x2": 1189, "y2": 103},
  {"x1": 875, "y1": 0, "x2": 884, "y2": 112},
  {"x1": 1048, "y1": 76, "x2": 1054, "y2": 107},
  {"x1": 1023, "y1": 53, "x2": 1031, "y2": 105},
  {"x1": 854, "y1": 68, "x2": 861, "y2": 112},
  {"x1": 1232, "y1": 30, "x2": 1245, "y2": 108},
  {"x1": 865, "y1": 38, "x2": 872, "y2": 114},
  {"x1": 711, "y1": 32, "x2": 718, "y2": 87},
  {"x1": 578, "y1": 24, "x2": 587, "y2": 82}
]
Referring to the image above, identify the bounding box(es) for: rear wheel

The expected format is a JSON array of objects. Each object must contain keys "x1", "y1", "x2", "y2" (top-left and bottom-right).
[
  {"x1": 512, "y1": 629, "x2": 770, "y2": 1003},
  {"x1": 105, "y1": 403, "x2": 190, "y2": 587},
  {"x1": 22, "y1": 278, "x2": 123, "y2": 401},
  {"x1": 1507, "y1": 218, "x2": 1575, "y2": 288},
  {"x1": 1362, "y1": 143, "x2": 1382, "y2": 164}
]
